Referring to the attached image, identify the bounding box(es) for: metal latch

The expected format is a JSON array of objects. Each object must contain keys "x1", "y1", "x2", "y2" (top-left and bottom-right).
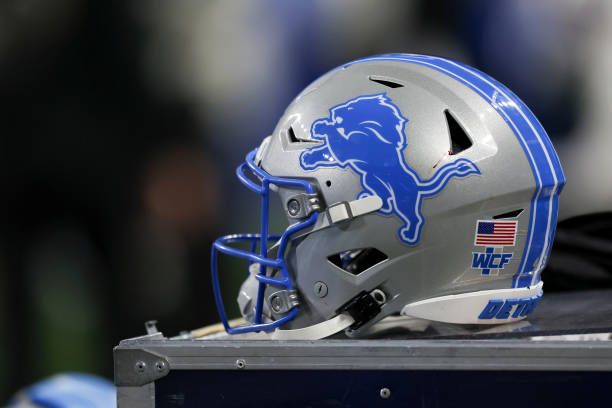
[
  {"x1": 286, "y1": 193, "x2": 321, "y2": 219},
  {"x1": 267, "y1": 289, "x2": 299, "y2": 314}
]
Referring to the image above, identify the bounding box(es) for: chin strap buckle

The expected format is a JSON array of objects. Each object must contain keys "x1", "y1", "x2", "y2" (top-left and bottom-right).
[
  {"x1": 327, "y1": 195, "x2": 383, "y2": 224},
  {"x1": 338, "y1": 291, "x2": 382, "y2": 330}
]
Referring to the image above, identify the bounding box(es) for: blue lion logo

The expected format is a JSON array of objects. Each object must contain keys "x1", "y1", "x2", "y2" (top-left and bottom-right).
[{"x1": 299, "y1": 93, "x2": 480, "y2": 244}]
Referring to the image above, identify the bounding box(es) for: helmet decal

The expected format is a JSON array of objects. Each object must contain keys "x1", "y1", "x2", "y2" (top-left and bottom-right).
[{"x1": 300, "y1": 93, "x2": 480, "y2": 244}]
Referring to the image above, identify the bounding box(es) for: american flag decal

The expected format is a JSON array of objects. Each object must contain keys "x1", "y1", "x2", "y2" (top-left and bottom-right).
[{"x1": 474, "y1": 220, "x2": 518, "y2": 247}]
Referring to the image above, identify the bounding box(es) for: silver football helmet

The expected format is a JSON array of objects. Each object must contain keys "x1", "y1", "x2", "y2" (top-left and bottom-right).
[{"x1": 211, "y1": 54, "x2": 565, "y2": 339}]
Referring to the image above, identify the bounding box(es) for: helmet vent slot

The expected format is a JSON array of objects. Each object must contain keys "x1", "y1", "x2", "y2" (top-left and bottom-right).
[
  {"x1": 287, "y1": 126, "x2": 300, "y2": 143},
  {"x1": 328, "y1": 247, "x2": 388, "y2": 275},
  {"x1": 445, "y1": 110, "x2": 473, "y2": 154},
  {"x1": 286, "y1": 126, "x2": 323, "y2": 146},
  {"x1": 493, "y1": 209, "x2": 524, "y2": 219},
  {"x1": 368, "y1": 76, "x2": 404, "y2": 89}
]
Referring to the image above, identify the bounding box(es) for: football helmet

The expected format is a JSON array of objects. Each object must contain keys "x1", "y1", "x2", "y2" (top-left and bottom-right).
[{"x1": 211, "y1": 54, "x2": 565, "y2": 339}]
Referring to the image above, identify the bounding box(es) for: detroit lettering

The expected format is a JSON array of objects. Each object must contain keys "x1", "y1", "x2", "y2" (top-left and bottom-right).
[{"x1": 478, "y1": 291, "x2": 543, "y2": 320}]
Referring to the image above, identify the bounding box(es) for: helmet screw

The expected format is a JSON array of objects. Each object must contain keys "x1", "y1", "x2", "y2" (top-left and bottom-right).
[
  {"x1": 235, "y1": 359, "x2": 246, "y2": 369},
  {"x1": 134, "y1": 361, "x2": 146, "y2": 374},
  {"x1": 380, "y1": 387, "x2": 391, "y2": 399},
  {"x1": 287, "y1": 199, "x2": 301, "y2": 216},
  {"x1": 313, "y1": 281, "x2": 328, "y2": 298},
  {"x1": 270, "y1": 295, "x2": 283, "y2": 313},
  {"x1": 154, "y1": 360, "x2": 166, "y2": 372}
]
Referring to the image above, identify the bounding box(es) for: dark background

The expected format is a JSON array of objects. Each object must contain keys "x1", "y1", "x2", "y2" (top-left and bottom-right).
[{"x1": 1, "y1": 0, "x2": 610, "y2": 402}]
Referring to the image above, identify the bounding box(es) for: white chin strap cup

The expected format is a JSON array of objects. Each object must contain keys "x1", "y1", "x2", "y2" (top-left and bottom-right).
[{"x1": 401, "y1": 281, "x2": 544, "y2": 324}]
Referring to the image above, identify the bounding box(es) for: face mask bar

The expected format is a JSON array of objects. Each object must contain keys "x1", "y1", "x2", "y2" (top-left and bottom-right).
[{"x1": 211, "y1": 148, "x2": 319, "y2": 334}]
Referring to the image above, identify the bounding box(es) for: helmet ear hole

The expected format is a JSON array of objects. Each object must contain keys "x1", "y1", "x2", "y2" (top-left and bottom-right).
[{"x1": 327, "y1": 248, "x2": 388, "y2": 275}]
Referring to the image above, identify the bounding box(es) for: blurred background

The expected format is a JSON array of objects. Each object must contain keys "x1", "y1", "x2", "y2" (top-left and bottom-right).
[{"x1": 2, "y1": 0, "x2": 612, "y2": 402}]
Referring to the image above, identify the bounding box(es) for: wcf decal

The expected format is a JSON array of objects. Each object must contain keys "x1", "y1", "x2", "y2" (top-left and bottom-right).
[{"x1": 472, "y1": 247, "x2": 513, "y2": 275}]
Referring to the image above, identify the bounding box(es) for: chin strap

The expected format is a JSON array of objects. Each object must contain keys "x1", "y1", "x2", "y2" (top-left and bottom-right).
[
  {"x1": 270, "y1": 313, "x2": 355, "y2": 340},
  {"x1": 270, "y1": 289, "x2": 383, "y2": 340},
  {"x1": 327, "y1": 195, "x2": 383, "y2": 224}
]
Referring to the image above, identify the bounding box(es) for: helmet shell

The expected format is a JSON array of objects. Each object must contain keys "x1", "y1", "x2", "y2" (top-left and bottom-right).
[{"x1": 254, "y1": 55, "x2": 563, "y2": 332}]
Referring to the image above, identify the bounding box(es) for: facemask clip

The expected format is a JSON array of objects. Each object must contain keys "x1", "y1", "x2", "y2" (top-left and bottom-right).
[
  {"x1": 267, "y1": 289, "x2": 299, "y2": 314},
  {"x1": 286, "y1": 193, "x2": 321, "y2": 219}
]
